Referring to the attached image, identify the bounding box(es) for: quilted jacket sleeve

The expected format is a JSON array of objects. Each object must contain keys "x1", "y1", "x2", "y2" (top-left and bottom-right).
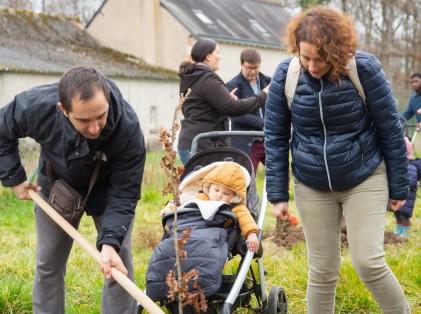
[
  {"x1": 0, "y1": 84, "x2": 59, "y2": 187},
  {"x1": 264, "y1": 59, "x2": 292, "y2": 203},
  {"x1": 357, "y1": 52, "x2": 409, "y2": 200},
  {"x1": 200, "y1": 73, "x2": 267, "y2": 116}
]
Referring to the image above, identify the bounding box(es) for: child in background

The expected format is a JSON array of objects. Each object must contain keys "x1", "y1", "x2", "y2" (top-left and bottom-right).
[
  {"x1": 160, "y1": 162, "x2": 259, "y2": 252},
  {"x1": 393, "y1": 137, "x2": 421, "y2": 237}
]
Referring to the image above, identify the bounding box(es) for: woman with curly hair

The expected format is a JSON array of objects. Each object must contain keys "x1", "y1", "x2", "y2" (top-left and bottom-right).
[{"x1": 265, "y1": 6, "x2": 410, "y2": 313}]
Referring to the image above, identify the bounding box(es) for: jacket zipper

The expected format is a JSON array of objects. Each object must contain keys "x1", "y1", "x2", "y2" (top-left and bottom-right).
[{"x1": 319, "y1": 79, "x2": 333, "y2": 191}]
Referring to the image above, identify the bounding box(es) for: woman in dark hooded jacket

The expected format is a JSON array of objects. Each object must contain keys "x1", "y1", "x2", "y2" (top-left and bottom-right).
[{"x1": 177, "y1": 38, "x2": 268, "y2": 164}]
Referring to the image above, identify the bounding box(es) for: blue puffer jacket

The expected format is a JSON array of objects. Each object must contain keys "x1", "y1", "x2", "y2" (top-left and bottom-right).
[{"x1": 265, "y1": 51, "x2": 409, "y2": 203}]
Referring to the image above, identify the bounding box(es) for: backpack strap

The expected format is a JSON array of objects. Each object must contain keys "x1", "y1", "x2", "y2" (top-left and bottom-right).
[
  {"x1": 347, "y1": 56, "x2": 366, "y2": 105},
  {"x1": 284, "y1": 56, "x2": 366, "y2": 110},
  {"x1": 285, "y1": 57, "x2": 301, "y2": 109}
]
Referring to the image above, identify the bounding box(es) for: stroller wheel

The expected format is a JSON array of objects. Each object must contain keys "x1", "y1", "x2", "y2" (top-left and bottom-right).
[{"x1": 267, "y1": 286, "x2": 288, "y2": 314}]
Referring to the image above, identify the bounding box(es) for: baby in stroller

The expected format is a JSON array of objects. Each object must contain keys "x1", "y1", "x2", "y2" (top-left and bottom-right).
[
  {"x1": 145, "y1": 161, "x2": 260, "y2": 305},
  {"x1": 160, "y1": 161, "x2": 259, "y2": 252}
]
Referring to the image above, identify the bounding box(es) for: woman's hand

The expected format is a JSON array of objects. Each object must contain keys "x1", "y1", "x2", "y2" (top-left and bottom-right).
[
  {"x1": 272, "y1": 201, "x2": 289, "y2": 220},
  {"x1": 263, "y1": 84, "x2": 270, "y2": 94},
  {"x1": 229, "y1": 88, "x2": 238, "y2": 100},
  {"x1": 389, "y1": 199, "x2": 406, "y2": 211}
]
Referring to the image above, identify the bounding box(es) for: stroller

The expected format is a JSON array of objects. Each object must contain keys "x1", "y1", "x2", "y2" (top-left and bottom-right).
[{"x1": 141, "y1": 131, "x2": 288, "y2": 314}]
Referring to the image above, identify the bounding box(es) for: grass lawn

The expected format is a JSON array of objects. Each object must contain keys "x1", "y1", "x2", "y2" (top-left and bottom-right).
[{"x1": 0, "y1": 152, "x2": 420, "y2": 313}]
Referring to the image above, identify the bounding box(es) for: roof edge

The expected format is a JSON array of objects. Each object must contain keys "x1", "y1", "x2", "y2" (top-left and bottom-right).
[
  {"x1": 160, "y1": 0, "x2": 287, "y2": 50},
  {"x1": 193, "y1": 34, "x2": 285, "y2": 50},
  {"x1": 0, "y1": 65, "x2": 179, "y2": 81}
]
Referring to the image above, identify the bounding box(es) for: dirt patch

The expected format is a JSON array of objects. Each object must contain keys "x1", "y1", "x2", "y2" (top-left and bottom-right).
[
  {"x1": 264, "y1": 219, "x2": 407, "y2": 249},
  {"x1": 383, "y1": 230, "x2": 407, "y2": 245},
  {"x1": 263, "y1": 219, "x2": 305, "y2": 249}
]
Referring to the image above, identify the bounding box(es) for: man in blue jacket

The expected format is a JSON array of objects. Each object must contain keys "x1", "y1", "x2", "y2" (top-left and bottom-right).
[
  {"x1": 226, "y1": 48, "x2": 271, "y2": 173},
  {"x1": 401, "y1": 72, "x2": 421, "y2": 129},
  {"x1": 0, "y1": 66, "x2": 146, "y2": 313}
]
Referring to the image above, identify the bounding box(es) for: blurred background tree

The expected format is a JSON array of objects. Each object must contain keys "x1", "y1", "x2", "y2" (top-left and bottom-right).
[
  {"x1": 259, "y1": 0, "x2": 420, "y2": 104},
  {"x1": 1, "y1": 0, "x2": 419, "y2": 105}
]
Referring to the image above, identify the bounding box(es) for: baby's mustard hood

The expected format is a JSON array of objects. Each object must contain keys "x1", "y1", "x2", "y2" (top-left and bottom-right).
[{"x1": 202, "y1": 162, "x2": 247, "y2": 203}]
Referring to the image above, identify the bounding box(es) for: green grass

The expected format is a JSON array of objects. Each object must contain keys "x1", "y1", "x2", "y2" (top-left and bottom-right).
[{"x1": 1, "y1": 152, "x2": 421, "y2": 313}]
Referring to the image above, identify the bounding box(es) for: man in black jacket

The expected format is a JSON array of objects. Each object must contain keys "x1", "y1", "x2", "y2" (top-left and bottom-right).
[
  {"x1": 0, "y1": 66, "x2": 146, "y2": 313},
  {"x1": 226, "y1": 48, "x2": 271, "y2": 173}
]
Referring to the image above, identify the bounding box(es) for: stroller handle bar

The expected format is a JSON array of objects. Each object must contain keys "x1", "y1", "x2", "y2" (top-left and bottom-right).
[{"x1": 191, "y1": 131, "x2": 264, "y2": 155}]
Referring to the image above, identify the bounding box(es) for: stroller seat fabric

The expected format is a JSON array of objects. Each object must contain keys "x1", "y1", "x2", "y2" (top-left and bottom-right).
[
  {"x1": 145, "y1": 161, "x2": 251, "y2": 301},
  {"x1": 145, "y1": 205, "x2": 233, "y2": 301}
]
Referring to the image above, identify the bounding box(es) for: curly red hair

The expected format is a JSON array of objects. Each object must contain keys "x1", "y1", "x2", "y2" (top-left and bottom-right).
[{"x1": 283, "y1": 6, "x2": 358, "y2": 83}]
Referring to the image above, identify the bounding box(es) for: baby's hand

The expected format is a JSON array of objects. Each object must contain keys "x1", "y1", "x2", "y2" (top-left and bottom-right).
[
  {"x1": 159, "y1": 208, "x2": 168, "y2": 217},
  {"x1": 160, "y1": 201, "x2": 175, "y2": 217},
  {"x1": 246, "y1": 233, "x2": 259, "y2": 252}
]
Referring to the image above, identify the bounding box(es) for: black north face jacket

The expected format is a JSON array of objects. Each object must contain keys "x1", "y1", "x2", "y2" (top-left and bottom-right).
[{"x1": 0, "y1": 79, "x2": 146, "y2": 250}]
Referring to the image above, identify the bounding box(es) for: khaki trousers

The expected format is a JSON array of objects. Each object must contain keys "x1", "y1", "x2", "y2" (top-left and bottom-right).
[{"x1": 294, "y1": 161, "x2": 410, "y2": 314}]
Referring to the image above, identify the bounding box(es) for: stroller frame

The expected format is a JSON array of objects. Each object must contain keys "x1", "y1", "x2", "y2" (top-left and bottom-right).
[
  {"x1": 190, "y1": 131, "x2": 287, "y2": 314},
  {"x1": 141, "y1": 131, "x2": 287, "y2": 314}
]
